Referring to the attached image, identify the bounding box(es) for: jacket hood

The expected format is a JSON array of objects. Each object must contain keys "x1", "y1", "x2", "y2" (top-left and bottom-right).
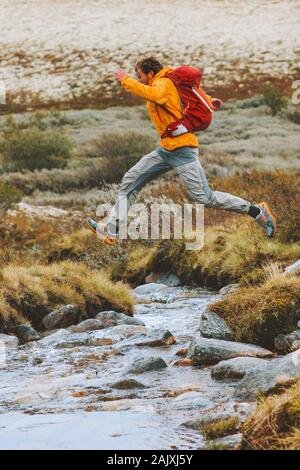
[{"x1": 150, "y1": 66, "x2": 174, "y2": 84}]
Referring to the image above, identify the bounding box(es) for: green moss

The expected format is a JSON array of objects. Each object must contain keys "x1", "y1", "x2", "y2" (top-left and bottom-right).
[{"x1": 201, "y1": 416, "x2": 240, "y2": 440}]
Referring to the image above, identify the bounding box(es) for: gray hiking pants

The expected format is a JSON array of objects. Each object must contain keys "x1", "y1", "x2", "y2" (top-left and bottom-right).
[{"x1": 106, "y1": 146, "x2": 251, "y2": 236}]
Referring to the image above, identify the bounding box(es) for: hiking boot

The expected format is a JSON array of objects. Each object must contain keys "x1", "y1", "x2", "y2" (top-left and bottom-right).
[
  {"x1": 86, "y1": 217, "x2": 117, "y2": 246},
  {"x1": 254, "y1": 201, "x2": 277, "y2": 238}
]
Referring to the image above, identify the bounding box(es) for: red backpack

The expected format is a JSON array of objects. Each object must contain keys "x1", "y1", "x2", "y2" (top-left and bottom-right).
[{"x1": 157, "y1": 66, "x2": 214, "y2": 138}]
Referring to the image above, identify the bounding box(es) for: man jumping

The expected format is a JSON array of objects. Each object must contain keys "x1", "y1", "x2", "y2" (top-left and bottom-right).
[{"x1": 87, "y1": 57, "x2": 276, "y2": 246}]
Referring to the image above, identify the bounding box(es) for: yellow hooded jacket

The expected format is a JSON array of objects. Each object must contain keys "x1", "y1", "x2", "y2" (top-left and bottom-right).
[{"x1": 120, "y1": 67, "x2": 211, "y2": 151}]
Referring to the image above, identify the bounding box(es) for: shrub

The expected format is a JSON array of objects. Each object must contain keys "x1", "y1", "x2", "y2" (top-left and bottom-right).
[
  {"x1": 0, "y1": 260, "x2": 134, "y2": 332},
  {"x1": 0, "y1": 126, "x2": 73, "y2": 172},
  {"x1": 0, "y1": 181, "x2": 22, "y2": 215},
  {"x1": 287, "y1": 109, "x2": 300, "y2": 125},
  {"x1": 262, "y1": 84, "x2": 287, "y2": 116},
  {"x1": 87, "y1": 131, "x2": 154, "y2": 159},
  {"x1": 86, "y1": 131, "x2": 155, "y2": 183},
  {"x1": 0, "y1": 161, "x2": 105, "y2": 194}
]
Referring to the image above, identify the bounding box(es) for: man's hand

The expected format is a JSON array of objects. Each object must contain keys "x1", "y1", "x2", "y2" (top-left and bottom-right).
[
  {"x1": 115, "y1": 69, "x2": 128, "y2": 82},
  {"x1": 211, "y1": 98, "x2": 223, "y2": 110}
]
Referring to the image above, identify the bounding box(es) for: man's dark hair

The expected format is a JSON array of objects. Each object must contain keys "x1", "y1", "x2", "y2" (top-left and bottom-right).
[{"x1": 135, "y1": 57, "x2": 164, "y2": 75}]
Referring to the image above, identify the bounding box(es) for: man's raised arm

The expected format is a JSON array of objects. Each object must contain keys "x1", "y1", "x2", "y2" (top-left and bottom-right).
[{"x1": 115, "y1": 69, "x2": 168, "y2": 104}]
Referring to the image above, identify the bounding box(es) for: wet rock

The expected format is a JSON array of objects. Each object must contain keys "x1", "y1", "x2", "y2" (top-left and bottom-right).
[
  {"x1": 13, "y1": 325, "x2": 40, "y2": 343},
  {"x1": 219, "y1": 284, "x2": 239, "y2": 296},
  {"x1": 234, "y1": 350, "x2": 300, "y2": 400},
  {"x1": 183, "y1": 412, "x2": 239, "y2": 430},
  {"x1": 69, "y1": 319, "x2": 108, "y2": 333},
  {"x1": 109, "y1": 379, "x2": 146, "y2": 390},
  {"x1": 117, "y1": 328, "x2": 175, "y2": 349},
  {"x1": 0, "y1": 333, "x2": 19, "y2": 349},
  {"x1": 284, "y1": 259, "x2": 300, "y2": 274},
  {"x1": 187, "y1": 337, "x2": 274, "y2": 365},
  {"x1": 42, "y1": 305, "x2": 79, "y2": 330},
  {"x1": 126, "y1": 356, "x2": 168, "y2": 374},
  {"x1": 207, "y1": 433, "x2": 242, "y2": 450},
  {"x1": 199, "y1": 310, "x2": 234, "y2": 341},
  {"x1": 175, "y1": 348, "x2": 188, "y2": 356},
  {"x1": 35, "y1": 329, "x2": 71, "y2": 346},
  {"x1": 56, "y1": 325, "x2": 147, "y2": 348},
  {"x1": 133, "y1": 283, "x2": 168, "y2": 296},
  {"x1": 155, "y1": 273, "x2": 181, "y2": 287},
  {"x1": 211, "y1": 357, "x2": 269, "y2": 380},
  {"x1": 171, "y1": 391, "x2": 214, "y2": 410},
  {"x1": 275, "y1": 329, "x2": 300, "y2": 353},
  {"x1": 94, "y1": 311, "x2": 144, "y2": 327},
  {"x1": 172, "y1": 358, "x2": 197, "y2": 367}
]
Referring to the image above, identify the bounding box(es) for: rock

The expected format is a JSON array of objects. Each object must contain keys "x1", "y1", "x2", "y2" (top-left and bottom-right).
[
  {"x1": 284, "y1": 259, "x2": 300, "y2": 274},
  {"x1": 183, "y1": 412, "x2": 239, "y2": 430},
  {"x1": 0, "y1": 333, "x2": 19, "y2": 349},
  {"x1": 292, "y1": 340, "x2": 300, "y2": 351},
  {"x1": 155, "y1": 273, "x2": 181, "y2": 287},
  {"x1": 175, "y1": 348, "x2": 188, "y2": 356},
  {"x1": 187, "y1": 337, "x2": 274, "y2": 365},
  {"x1": 8, "y1": 203, "x2": 68, "y2": 219},
  {"x1": 13, "y1": 325, "x2": 40, "y2": 343},
  {"x1": 109, "y1": 379, "x2": 146, "y2": 390},
  {"x1": 133, "y1": 283, "x2": 168, "y2": 296},
  {"x1": 171, "y1": 391, "x2": 214, "y2": 410},
  {"x1": 275, "y1": 330, "x2": 300, "y2": 353},
  {"x1": 117, "y1": 328, "x2": 175, "y2": 349},
  {"x1": 172, "y1": 359, "x2": 198, "y2": 367},
  {"x1": 94, "y1": 311, "x2": 144, "y2": 328},
  {"x1": 42, "y1": 305, "x2": 79, "y2": 330},
  {"x1": 36, "y1": 329, "x2": 71, "y2": 346},
  {"x1": 234, "y1": 350, "x2": 300, "y2": 401},
  {"x1": 218, "y1": 284, "x2": 239, "y2": 296},
  {"x1": 207, "y1": 433, "x2": 242, "y2": 450},
  {"x1": 298, "y1": 321, "x2": 300, "y2": 329},
  {"x1": 199, "y1": 310, "x2": 234, "y2": 340},
  {"x1": 69, "y1": 319, "x2": 108, "y2": 333},
  {"x1": 126, "y1": 356, "x2": 168, "y2": 374},
  {"x1": 211, "y1": 357, "x2": 269, "y2": 380},
  {"x1": 56, "y1": 325, "x2": 147, "y2": 348}
]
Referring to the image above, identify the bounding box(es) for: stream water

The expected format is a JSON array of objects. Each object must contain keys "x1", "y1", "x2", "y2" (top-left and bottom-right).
[{"x1": 0, "y1": 283, "x2": 253, "y2": 450}]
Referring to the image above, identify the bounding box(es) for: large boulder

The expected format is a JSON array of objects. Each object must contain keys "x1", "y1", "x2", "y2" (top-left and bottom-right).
[
  {"x1": 211, "y1": 357, "x2": 269, "y2": 380},
  {"x1": 155, "y1": 273, "x2": 181, "y2": 287},
  {"x1": 0, "y1": 333, "x2": 19, "y2": 349},
  {"x1": 234, "y1": 350, "x2": 300, "y2": 400},
  {"x1": 13, "y1": 325, "x2": 40, "y2": 343},
  {"x1": 199, "y1": 310, "x2": 234, "y2": 340},
  {"x1": 55, "y1": 325, "x2": 147, "y2": 349},
  {"x1": 125, "y1": 356, "x2": 168, "y2": 374},
  {"x1": 170, "y1": 391, "x2": 214, "y2": 410},
  {"x1": 133, "y1": 283, "x2": 167, "y2": 296},
  {"x1": 218, "y1": 284, "x2": 239, "y2": 296},
  {"x1": 69, "y1": 312, "x2": 144, "y2": 333},
  {"x1": 187, "y1": 337, "x2": 274, "y2": 365},
  {"x1": 42, "y1": 305, "x2": 79, "y2": 330}
]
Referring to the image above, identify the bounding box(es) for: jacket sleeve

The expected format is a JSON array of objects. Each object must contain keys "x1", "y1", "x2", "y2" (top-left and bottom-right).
[{"x1": 120, "y1": 76, "x2": 169, "y2": 104}]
